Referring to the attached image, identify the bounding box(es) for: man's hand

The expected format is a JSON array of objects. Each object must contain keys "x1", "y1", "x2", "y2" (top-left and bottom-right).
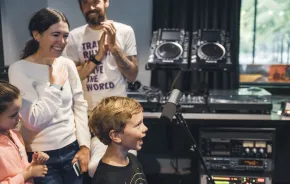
[
  {"x1": 72, "y1": 146, "x2": 90, "y2": 174},
  {"x1": 95, "y1": 32, "x2": 107, "y2": 61},
  {"x1": 101, "y1": 20, "x2": 116, "y2": 49}
]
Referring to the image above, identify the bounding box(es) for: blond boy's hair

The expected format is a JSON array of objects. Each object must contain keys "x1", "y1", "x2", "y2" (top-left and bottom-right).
[{"x1": 89, "y1": 96, "x2": 143, "y2": 145}]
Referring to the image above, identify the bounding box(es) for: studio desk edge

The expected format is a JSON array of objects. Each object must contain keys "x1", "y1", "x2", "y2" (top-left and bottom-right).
[{"x1": 143, "y1": 112, "x2": 290, "y2": 126}]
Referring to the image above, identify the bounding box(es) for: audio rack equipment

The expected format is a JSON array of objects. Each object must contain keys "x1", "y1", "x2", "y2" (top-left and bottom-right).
[
  {"x1": 200, "y1": 175, "x2": 272, "y2": 184},
  {"x1": 199, "y1": 127, "x2": 275, "y2": 184}
]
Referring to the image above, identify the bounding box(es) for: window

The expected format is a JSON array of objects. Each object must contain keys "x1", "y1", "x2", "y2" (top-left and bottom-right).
[{"x1": 239, "y1": 0, "x2": 290, "y2": 85}]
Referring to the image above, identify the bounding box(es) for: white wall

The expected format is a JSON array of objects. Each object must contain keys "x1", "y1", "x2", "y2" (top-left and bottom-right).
[
  {"x1": 1, "y1": 0, "x2": 152, "y2": 85},
  {"x1": 47, "y1": 0, "x2": 85, "y2": 29},
  {"x1": 1, "y1": 0, "x2": 47, "y2": 65}
]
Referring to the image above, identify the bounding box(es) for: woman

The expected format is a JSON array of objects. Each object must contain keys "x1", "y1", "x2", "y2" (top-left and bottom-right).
[{"x1": 8, "y1": 8, "x2": 91, "y2": 184}]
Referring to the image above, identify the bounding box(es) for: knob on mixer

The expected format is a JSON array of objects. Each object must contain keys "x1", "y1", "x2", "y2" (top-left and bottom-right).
[{"x1": 252, "y1": 148, "x2": 257, "y2": 153}]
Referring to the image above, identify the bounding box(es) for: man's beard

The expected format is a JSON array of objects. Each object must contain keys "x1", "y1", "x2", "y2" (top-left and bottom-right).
[{"x1": 85, "y1": 10, "x2": 105, "y2": 26}]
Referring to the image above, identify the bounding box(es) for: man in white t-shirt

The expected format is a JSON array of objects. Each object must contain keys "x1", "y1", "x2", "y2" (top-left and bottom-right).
[
  {"x1": 63, "y1": 0, "x2": 139, "y2": 178},
  {"x1": 64, "y1": 0, "x2": 138, "y2": 112}
]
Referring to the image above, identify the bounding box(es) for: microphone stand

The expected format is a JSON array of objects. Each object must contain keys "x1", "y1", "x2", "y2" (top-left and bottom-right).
[{"x1": 175, "y1": 112, "x2": 215, "y2": 184}]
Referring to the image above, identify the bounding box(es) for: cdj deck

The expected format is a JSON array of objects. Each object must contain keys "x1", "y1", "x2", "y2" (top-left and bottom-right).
[
  {"x1": 207, "y1": 88, "x2": 272, "y2": 114},
  {"x1": 127, "y1": 87, "x2": 272, "y2": 114}
]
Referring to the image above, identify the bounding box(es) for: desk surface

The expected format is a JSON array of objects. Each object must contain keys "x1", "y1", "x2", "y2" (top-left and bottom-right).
[
  {"x1": 143, "y1": 112, "x2": 290, "y2": 121},
  {"x1": 144, "y1": 98, "x2": 290, "y2": 121}
]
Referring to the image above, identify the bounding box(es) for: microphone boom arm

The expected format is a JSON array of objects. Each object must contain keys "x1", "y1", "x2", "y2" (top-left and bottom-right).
[{"x1": 175, "y1": 112, "x2": 215, "y2": 184}]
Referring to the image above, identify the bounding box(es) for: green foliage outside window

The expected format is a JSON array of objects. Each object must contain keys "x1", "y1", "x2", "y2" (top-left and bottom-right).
[{"x1": 240, "y1": 0, "x2": 290, "y2": 64}]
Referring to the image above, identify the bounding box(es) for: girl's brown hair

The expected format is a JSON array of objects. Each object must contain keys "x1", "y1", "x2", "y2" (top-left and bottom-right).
[{"x1": 0, "y1": 80, "x2": 20, "y2": 114}]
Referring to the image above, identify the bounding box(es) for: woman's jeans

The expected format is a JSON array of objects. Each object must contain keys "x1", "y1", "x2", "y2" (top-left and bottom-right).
[{"x1": 27, "y1": 140, "x2": 83, "y2": 184}]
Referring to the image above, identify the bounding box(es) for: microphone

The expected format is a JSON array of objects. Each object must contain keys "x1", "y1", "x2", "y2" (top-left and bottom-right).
[{"x1": 160, "y1": 89, "x2": 183, "y2": 122}]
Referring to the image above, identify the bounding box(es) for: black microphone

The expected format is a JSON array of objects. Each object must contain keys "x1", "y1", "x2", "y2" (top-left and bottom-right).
[{"x1": 160, "y1": 89, "x2": 183, "y2": 122}]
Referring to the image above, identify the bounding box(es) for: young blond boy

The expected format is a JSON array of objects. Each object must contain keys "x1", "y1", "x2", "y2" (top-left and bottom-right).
[{"x1": 89, "y1": 96, "x2": 148, "y2": 184}]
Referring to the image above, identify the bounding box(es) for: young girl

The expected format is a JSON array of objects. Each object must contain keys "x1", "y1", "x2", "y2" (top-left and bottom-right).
[{"x1": 0, "y1": 80, "x2": 49, "y2": 184}]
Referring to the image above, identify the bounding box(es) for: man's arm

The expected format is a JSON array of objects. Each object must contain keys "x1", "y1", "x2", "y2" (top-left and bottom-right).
[
  {"x1": 101, "y1": 21, "x2": 138, "y2": 82},
  {"x1": 75, "y1": 32, "x2": 107, "y2": 81},
  {"x1": 76, "y1": 47, "x2": 138, "y2": 82},
  {"x1": 110, "y1": 45, "x2": 138, "y2": 82},
  {"x1": 64, "y1": 32, "x2": 106, "y2": 81},
  {"x1": 76, "y1": 62, "x2": 98, "y2": 81}
]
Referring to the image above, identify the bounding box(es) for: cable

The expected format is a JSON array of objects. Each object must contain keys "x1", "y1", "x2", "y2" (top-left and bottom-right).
[
  {"x1": 192, "y1": 71, "x2": 210, "y2": 112},
  {"x1": 171, "y1": 71, "x2": 182, "y2": 90}
]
